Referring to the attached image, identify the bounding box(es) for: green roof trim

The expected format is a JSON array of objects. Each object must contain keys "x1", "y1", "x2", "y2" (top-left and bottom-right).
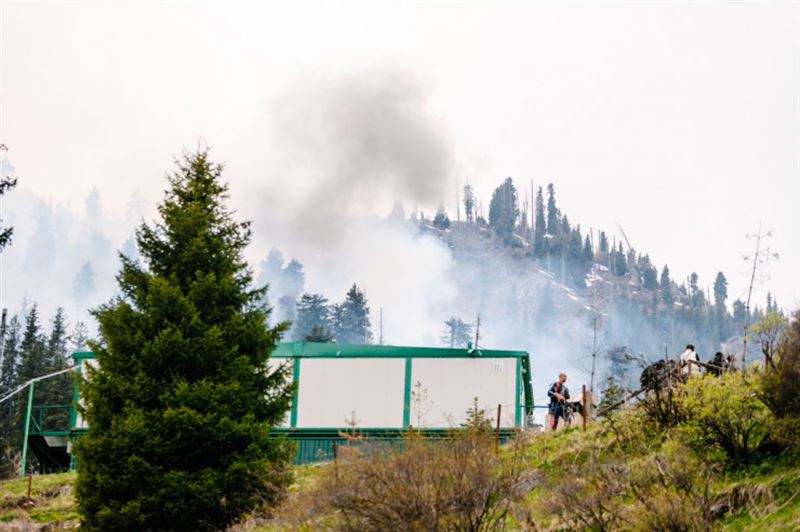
[{"x1": 272, "y1": 341, "x2": 528, "y2": 359}]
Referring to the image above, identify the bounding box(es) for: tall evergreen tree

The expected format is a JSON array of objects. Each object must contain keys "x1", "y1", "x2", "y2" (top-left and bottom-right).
[
  {"x1": 292, "y1": 293, "x2": 332, "y2": 341},
  {"x1": 279, "y1": 259, "x2": 305, "y2": 300},
  {"x1": 0, "y1": 150, "x2": 17, "y2": 250},
  {"x1": 433, "y1": 207, "x2": 451, "y2": 229},
  {"x1": 463, "y1": 184, "x2": 475, "y2": 224},
  {"x1": 441, "y1": 317, "x2": 473, "y2": 348},
  {"x1": 73, "y1": 261, "x2": 95, "y2": 300},
  {"x1": 16, "y1": 305, "x2": 48, "y2": 384},
  {"x1": 488, "y1": 177, "x2": 518, "y2": 241},
  {"x1": 660, "y1": 265, "x2": 673, "y2": 305},
  {"x1": 42, "y1": 308, "x2": 72, "y2": 429},
  {"x1": 71, "y1": 322, "x2": 90, "y2": 352},
  {"x1": 75, "y1": 150, "x2": 293, "y2": 530},
  {"x1": 334, "y1": 284, "x2": 372, "y2": 344},
  {"x1": 583, "y1": 234, "x2": 593, "y2": 263},
  {"x1": 642, "y1": 266, "x2": 658, "y2": 290},
  {"x1": 0, "y1": 316, "x2": 21, "y2": 473},
  {"x1": 545, "y1": 183, "x2": 559, "y2": 236},
  {"x1": 713, "y1": 272, "x2": 729, "y2": 338},
  {"x1": 598, "y1": 231, "x2": 609, "y2": 253},
  {"x1": 258, "y1": 248, "x2": 284, "y2": 290},
  {"x1": 612, "y1": 243, "x2": 627, "y2": 276},
  {"x1": 533, "y1": 187, "x2": 546, "y2": 258},
  {"x1": 0, "y1": 316, "x2": 20, "y2": 394}
]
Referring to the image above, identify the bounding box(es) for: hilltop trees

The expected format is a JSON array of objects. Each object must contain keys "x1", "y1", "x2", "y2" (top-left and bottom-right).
[
  {"x1": 293, "y1": 293, "x2": 333, "y2": 341},
  {"x1": 74, "y1": 150, "x2": 293, "y2": 530},
  {"x1": 334, "y1": 284, "x2": 372, "y2": 344},
  {"x1": 433, "y1": 207, "x2": 451, "y2": 230},
  {"x1": 73, "y1": 261, "x2": 95, "y2": 300},
  {"x1": 441, "y1": 317, "x2": 473, "y2": 348},
  {"x1": 489, "y1": 178, "x2": 518, "y2": 241},
  {"x1": 533, "y1": 187, "x2": 546, "y2": 258},
  {"x1": 463, "y1": 184, "x2": 475, "y2": 223}
]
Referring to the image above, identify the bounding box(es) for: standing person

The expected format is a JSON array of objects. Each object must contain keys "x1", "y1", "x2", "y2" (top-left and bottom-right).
[
  {"x1": 548, "y1": 373, "x2": 570, "y2": 430},
  {"x1": 708, "y1": 352, "x2": 725, "y2": 376},
  {"x1": 679, "y1": 344, "x2": 700, "y2": 377}
]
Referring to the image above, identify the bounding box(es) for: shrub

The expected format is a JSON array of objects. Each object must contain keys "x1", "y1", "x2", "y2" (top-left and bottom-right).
[
  {"x1": 759, "y1": 310, "x2": 800, "y2": 454},
  {"x1": 297, "y1": 429, "x2": 529, "y2": 531},
  {"x1": 679, "y1": 371, "x2": 774, "y2": 466}
]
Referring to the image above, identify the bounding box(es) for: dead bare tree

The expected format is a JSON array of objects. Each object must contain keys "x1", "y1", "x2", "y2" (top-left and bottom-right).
[{"x1": 741, "y1": 224, "x2": 779, "y2": 369}]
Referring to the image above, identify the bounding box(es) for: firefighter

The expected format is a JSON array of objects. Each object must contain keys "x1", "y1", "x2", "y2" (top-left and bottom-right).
[{"x1": 548, "y1": 373, "x2": 570, "y2": 430}]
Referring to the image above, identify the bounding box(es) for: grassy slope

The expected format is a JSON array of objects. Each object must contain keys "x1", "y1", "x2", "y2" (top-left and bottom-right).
[
  {"x1": 1, "y1": 432, "x2": 797, "y2": 530},
  {"x1": 0, "y1": 471, "x2": 77, "y2": 528},
  {"x1": 523, "y1": 422, "x2": 800, "y2": 531}
]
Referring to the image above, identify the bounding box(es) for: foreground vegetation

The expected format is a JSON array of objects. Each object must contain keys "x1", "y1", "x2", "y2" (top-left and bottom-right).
[
  {"x1": 261, "y1": 313, "x2": 799, "y2": 530},
  {"x1": 2, "y1": 314, "x2": 797, "y2": 530}
]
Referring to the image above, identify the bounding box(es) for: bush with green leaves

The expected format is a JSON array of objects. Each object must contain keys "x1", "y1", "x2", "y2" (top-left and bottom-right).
[
  {"x1": 759, "y1": 310, "x2": 800, "y2": 454},
  {"x1": 74, "y1": 151, "x2": 293, "y2": 530},
  {"x1": 678, "y1": 371, "x2": 774, "y2": 466}
]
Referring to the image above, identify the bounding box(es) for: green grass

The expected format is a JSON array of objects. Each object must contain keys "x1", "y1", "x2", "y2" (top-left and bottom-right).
[
  {"x1": 718, "y1": 466, "x2": 800, "y2": 531},
  {"x1": 0, "y1": 471, "x2": 77, "y2": 526}
]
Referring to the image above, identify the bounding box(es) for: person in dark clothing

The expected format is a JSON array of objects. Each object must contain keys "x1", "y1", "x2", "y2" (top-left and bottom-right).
[
  {"x1": 707, "y1": 352, "x2": 725, "y2": 376},
  {"x1": 548, "y1": 373, "x2": 570, "y2": 430}
]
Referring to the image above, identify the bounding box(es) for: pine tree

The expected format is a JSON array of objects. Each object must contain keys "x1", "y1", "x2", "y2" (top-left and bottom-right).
[
  {"x1": 441, "y1": 317, "x2": 473, "y2": 348},
  {"x1": 545, "y1": 183, "x2": 559, "y2": 236},
  {"x1": 334, "y1": 284, "x2": 372, "y2": 344},
  {"x1": 488, "y1": 178, "x2": 518, "y2": 241},
  {"x1": 583, "y1": 234, "x2": 593, "y2": 263},
  {"x1": 642, "y1": 266, "x2": 658, "y2": 290},
  {"x1": 73, "y1": 261, "x2": 95, "y2": 300},
  {"x1": 258, "y1": 248, "x2": 284, "y2": 290},
  {"x1": 733, "y1": 299, "x2": 746, "y2": 325},
  {"x1": 598, "y1": 231, "x2": 609, "y2": 253},
  {"x1": 280, "y1": 259, "x2": 305, "y2": 300},
  {"x1": 0, "y1": 316, "x2": 21, "y2": 472},
  {"x1": 463, "y1": 184, "x2": 475, "y2": 224},
  {"x1": 16, "y1": 305, "x2": 48, "y2": 384},
  {"x1": 533, "y1": 187, "x2": 546, "y2": 258},
  {"x1": 0, "y1": 316, "x2": 20, "y2": 394},
  {"x1": 612, "y1": 243, "x2": 627, "y2": 276},
  {"x1": 660, "y1": 265, "x2": 673, "y2": 305},
  {"x1": 713, "y1": 272, "x2": 729, "y2": 339},
  {"x1": 433, "y1": 207, "x2": 451, "y2": 229},
  {"x1": 42, "y1": 308, "x2": 72, "y2": 429},
  {"x1": 0, "y1": 152, "x2": 17, "y2": 250},
  {"x1": 71, "y1": 322, "x2": 90, "y2": 352},
  {"x1": 292, "y1": 293, "x2": 332, "y2": 341},
  {"x1": 304, "y1": 324, "x2": 335, "y2": 342},
  {"x1": 74, "y1": 150, "x2": 293, "y2": 530}
]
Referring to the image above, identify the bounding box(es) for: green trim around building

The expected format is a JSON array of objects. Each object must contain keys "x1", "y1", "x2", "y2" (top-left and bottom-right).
[
  {"x1": 272, "y1": 342, "x2": 528, "y2": 360},
  {"x1": 402, "y1": 357, "x2": 412, "y2": 428},
  {"x1": 290, "y1": 357, "x2": 301, "y2": 428},
  {"x1": 41, "y1": 343, "x2": 535, "y2": 469}
]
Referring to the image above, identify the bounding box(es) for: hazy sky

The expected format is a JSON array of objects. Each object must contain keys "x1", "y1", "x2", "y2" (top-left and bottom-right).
[{"x1": 1, "y1": 1, "x2": 798, "y2": 309}]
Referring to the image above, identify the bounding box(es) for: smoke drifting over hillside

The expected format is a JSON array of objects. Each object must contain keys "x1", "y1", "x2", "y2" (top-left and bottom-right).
[
  {"x1": 2, "y1": 67, "x2": 750, "y2": 418},
  {"x1": 264, "y1": 67, "x2": 453, "y2": 240}
]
